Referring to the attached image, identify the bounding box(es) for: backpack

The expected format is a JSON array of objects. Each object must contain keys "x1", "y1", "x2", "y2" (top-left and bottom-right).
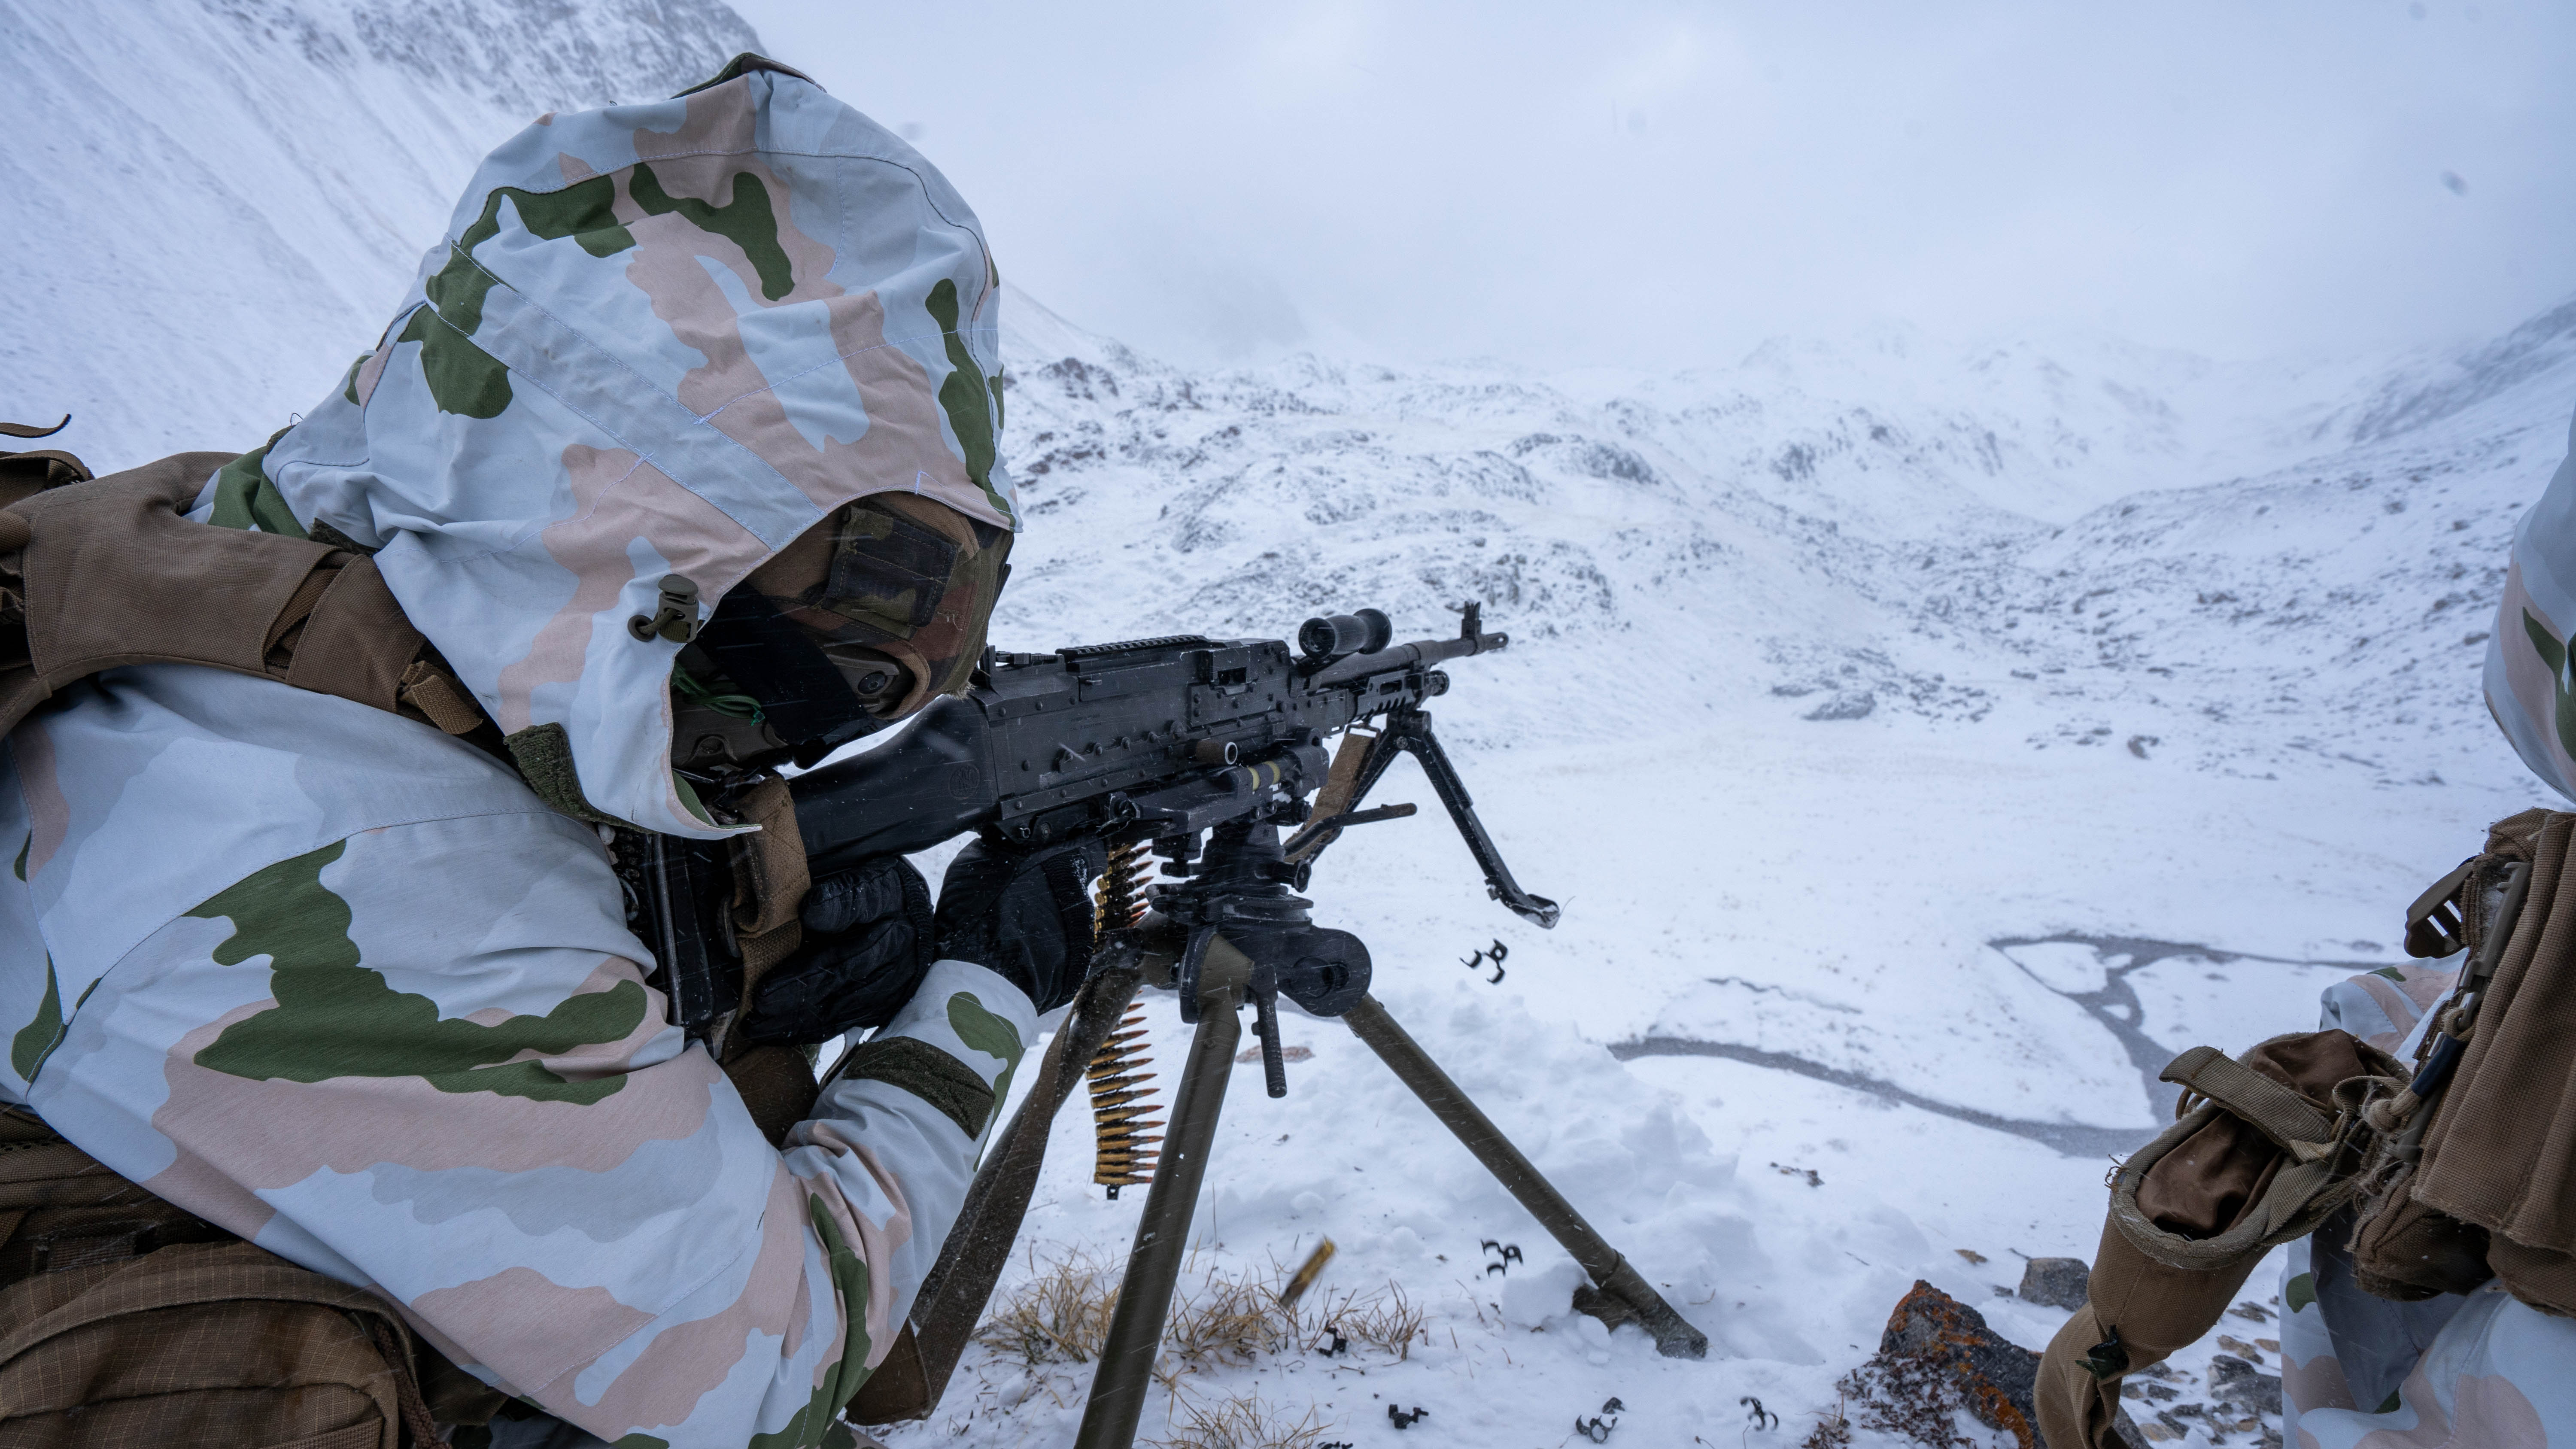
[
  {"x1": 0, "y1": 1104, "x2": 502, "y2": 1448},
  {"x1": 2351, "y1": 807, "x2": 2576, "y2": 1312}
]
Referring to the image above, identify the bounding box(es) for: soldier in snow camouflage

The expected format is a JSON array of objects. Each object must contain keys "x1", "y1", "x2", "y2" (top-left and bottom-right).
[
  {"x1": 1, "y1": 56, "x2": 1046, "y2": 1449},
  {"x1": 2269, "y1": 404, "x2": 2576, "y2": 1449}
]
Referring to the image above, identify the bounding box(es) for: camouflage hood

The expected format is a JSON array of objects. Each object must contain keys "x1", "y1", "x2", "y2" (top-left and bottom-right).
[
  {"x1": 2488, "y1": 402, "x2": 2576, "y2": 799},
  {"x1": 213, "y1": 57, "x2": 1014, "y2": 838}
]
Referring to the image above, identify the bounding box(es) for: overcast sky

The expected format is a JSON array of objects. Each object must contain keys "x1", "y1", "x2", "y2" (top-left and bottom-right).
[{"x1": 731, "y1": 1, "x2": 2573, "y2": 372}]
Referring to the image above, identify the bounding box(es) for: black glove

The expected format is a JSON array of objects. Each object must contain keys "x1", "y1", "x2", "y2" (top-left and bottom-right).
[
  {"x1": 738, "y1": 856, "x2": 933, "y2": 1045},
  {"x1": 933, "y1": 838, "x2": 1100, "y2": 1013}
]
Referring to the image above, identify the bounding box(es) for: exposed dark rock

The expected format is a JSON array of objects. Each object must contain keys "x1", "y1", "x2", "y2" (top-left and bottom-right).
[
  {"x1": 2018, "y1": 1255, "x2": 2091, "y2": 1309},
  {"x1": 1879, "y1": 1280, "x2": 2042, "y2": 1448},
  {"x1": 2209, "y1": 1354, "x2": 2284, "y2": 1416},
  {"x1": 1804, "y1": 691, "x2": 1876, "y2": 721}
]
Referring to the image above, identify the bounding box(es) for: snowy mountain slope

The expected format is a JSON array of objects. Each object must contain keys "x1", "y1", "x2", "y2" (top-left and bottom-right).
[
  {"x1": 0, "y1": 0, "x2": 758, "y2": 459},
  {"x1": 952, "y1": 293, "x2": 2570, "y2": 1449},
  {"x1": 991, "y1": 285, "x2": 2576, "y2": 779},
  {"x1": 10, "y1": 9, "x2": 2576, "y2": 1444}
]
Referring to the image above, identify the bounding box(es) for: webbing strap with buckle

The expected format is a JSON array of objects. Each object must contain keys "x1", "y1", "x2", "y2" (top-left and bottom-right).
[{"x1": 2160, "y1": 1046, "x2": 2333, "y2": 1152}]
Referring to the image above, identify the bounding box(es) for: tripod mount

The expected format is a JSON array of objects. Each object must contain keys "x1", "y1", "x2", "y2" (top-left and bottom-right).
[{"x1": 856, "y1": 703, "x2": 1705, "y2": 1448}]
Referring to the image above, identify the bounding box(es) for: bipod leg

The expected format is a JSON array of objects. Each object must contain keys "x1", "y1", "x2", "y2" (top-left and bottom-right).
[
  {"x1": 1342, "y1": 994, "x2": 1708, "y2": 1359},
  {"x1": 850, "y1": 961, "x2": 1147, "y2": 1423},
  {"x1": 1075, "y1": 985, "x2": 1245, "y2": 1449}
]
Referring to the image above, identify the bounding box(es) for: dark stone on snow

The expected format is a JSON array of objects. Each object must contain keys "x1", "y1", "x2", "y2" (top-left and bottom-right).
[
  {"x1": 1880, "y1": 1281, "x2": 2042, "y2": 1448},
  {"x1": 1804, "y1": 691, "x2": 1876, "y2": 721},
  {"x1": 2210, "y1": 1354, "x2": 2284, "y2": 1416},
  {"x1": 2018, "y1": 1255, "x2": 2091, "y2": 1309}
]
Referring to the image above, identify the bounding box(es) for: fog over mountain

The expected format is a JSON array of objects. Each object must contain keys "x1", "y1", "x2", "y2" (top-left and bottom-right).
[{"x1": 6, "y1": 3, "x2": 2572, "y2": 1445}]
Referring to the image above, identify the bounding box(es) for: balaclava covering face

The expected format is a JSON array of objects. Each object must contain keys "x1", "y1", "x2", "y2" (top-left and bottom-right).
[{"x1": 200, "y1": 54, "x2": 1015, "y2": 838}]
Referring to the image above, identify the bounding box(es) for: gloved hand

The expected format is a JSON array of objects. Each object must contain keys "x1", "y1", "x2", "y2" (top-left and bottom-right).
[
  {"x1": 933, "y1": 838, "x2": 1101, "y2": 1013},
  {"x1": 738, "y1": 856, "x2": 933, "y2": 1045}
]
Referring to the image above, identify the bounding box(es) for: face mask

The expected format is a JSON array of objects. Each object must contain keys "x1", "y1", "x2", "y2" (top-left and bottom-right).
[{"x1": 672, "y1": 495, "x2": 1011, "y2": 775}]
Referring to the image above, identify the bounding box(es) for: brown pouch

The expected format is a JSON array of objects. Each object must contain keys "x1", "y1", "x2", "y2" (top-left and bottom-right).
[
  {"x1": 2113, "y1": 1032, "x2": 2401, "y2": 1273},
  {"x1": 2038, "y1": 1215, "x2": 2261, "y2": 1449},
  {"x1": 2363, "y1": 809, "x2": 2576, "y2": 1313},
  {"x1": 2035, "y1": 1031, "x2": 2401, "y2": 1449},
  {"x1": 0, "y1": 1106, "x2": 499, "y2": 1447}
]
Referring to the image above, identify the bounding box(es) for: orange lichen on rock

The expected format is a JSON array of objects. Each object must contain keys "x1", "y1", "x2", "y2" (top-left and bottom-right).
[{"x1": 1877, "y1": 1280, "x2": 2044, "y2": 1449}]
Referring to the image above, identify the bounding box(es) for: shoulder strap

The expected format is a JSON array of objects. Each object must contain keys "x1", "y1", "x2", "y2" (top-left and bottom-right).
[{"x1": 0, "y1": 453, "x2": 486, "y2": 740}]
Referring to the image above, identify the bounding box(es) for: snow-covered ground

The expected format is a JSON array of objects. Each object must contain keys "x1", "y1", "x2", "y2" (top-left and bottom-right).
[
  {"x1": 8, "y1": 3, "x2": 2573, "y2": 1446},
  {"x1": 912, "y1": 289, "x2": 2568, "y2": 1447}
]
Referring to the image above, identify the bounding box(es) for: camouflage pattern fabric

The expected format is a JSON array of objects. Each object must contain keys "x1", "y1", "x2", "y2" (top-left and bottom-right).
[
  {"x1": 2279, "y1": 963, "x2": 2576, "y2": 1449},
  {"x1": 0, "y1": 664, "x2": 1036, "y2": 1446},
  {"x1": 205, "y1": 59, "x2": 1015, "y2": 839},
  {"x1": 0, "y1": 62, "x2": 1040, "y2": 1449},
  {"x1": 2487, "y1": 402, "x2": 2576, "y2": 801}
]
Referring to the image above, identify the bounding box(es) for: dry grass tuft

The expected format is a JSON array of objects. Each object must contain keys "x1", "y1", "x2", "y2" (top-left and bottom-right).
[
  {"x1": 1802, "y1": 1396, "x2": 1856, "y2": 1449},
  {"x1": 1162, "y1": 1259, "x2": 1298, "y2": 1375},
  {"x1": 1149, "y1": 1388, "x2": 1331, "y2": 1449},
  {"x1": 972, "y1": 1240, "x2": 1433, "y2": 1395},
  {"x1": 973, "y1": 1245, "x2": 1122, "y2": 1367},
  {"x1": 1304, "y1": 1281, "x2": 1427, "y2": 1361}
]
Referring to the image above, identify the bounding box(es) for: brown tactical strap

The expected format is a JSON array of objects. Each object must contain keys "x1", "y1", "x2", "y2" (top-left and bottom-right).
[
  {"x1": 717, "y1": 777, "x2": 818, "y2": 1144},
  {"x1": 2405, "y1": 857, "x2": 2478, "y2": 958},
  {"x1": 0, "y1": 423, "x2": 91, "y2": 512},
  {"x1": 2159, "y1": 1046, "x2": 2332, "y2": 1151},
  {"x1": 722, "y1": 776, "x2": 810, "y2": 1027},
  {"x1": 1283, "y1": 726, "x2": 1375, "y2": 863},
  {"x1": 0, "y1": 453, "x2": 489, "y2": 741}
]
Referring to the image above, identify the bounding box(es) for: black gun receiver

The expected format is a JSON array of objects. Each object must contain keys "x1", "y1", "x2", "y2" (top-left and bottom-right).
[{"x1": 624, "y1": 603, "x2": 1557, "y2": 1078}]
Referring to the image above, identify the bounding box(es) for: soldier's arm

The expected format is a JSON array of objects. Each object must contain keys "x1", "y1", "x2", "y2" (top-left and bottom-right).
[{"x1": 23, "y1": 808, "x2": 1029, "y2": 1448}]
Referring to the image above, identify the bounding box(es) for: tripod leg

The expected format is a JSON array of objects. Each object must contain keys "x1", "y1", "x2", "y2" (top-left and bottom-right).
[
  {"x1": 1075, "y1": 990, "x2": 1244, "y2": 1449},
  {"x1": 1343, "y1": 994, "x2": 1709, "y2": 1359},
  {"x1": 850, "y1": 964, "x2": 1148, "y2": 1422}
]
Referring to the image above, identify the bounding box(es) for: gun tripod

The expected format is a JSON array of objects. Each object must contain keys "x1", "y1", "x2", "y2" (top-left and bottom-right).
[{"x1": 871, "y1": 802, "x2": 1707, "y2": 1449}]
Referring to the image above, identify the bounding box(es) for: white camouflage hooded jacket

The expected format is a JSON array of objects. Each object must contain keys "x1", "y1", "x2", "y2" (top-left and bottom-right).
[{"x1": 0, "y1": 57, "x2": 1032, "y2": 1448}]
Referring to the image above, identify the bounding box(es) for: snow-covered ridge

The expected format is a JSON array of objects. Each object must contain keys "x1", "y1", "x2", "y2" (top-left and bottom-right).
[
  {"x1": 993, "y1": 286, "x2": 2576, "y2": 786},
  {"x1": 1, "y1": 0, "x2": 758, "y2": 459}
]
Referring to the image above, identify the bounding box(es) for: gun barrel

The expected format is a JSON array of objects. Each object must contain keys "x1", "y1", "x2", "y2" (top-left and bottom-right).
[{"x1": 1306, "y1": 627, "x2": 1507, "y2": 689}]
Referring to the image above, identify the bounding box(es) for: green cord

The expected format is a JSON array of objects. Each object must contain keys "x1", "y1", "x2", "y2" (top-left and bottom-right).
[{"x1": 671, "y1": 662, "x2": 764, "y2": 721}]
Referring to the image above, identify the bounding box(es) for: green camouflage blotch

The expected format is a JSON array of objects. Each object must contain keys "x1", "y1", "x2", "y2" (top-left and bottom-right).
[
  {"x1": 190, "y1": 841, "x2": 645, "y2": 1103},
  {"x1": 946, "y1": 991, "x2": 1024, "y2": 1135},
  {"x1": 433, "y1": 175, "x2": 635, "y2": 337},
  {"x1": 923, "y1": 279, "x2": 1012, "y2": 525},
  {"x1": 397, "y1": 307, "x2": 514, "y2": 419},
  {"x1": 339, "y1": 352, "x2": 372, "y2": 407},
  {"x1": 2285, "y1": 1270, "x2": 2316, "y2": 1314},
  {"x1": 10, "y1": 955, "x2": 61, "y2": 1083},
  {"x1": 2376, "y1": 1388, "x2": 2403, "y2": 1414},
  {"x1": 12, "y1": 833, "x2": 26, "y2": 881},
  {"x1": 403, "y1": 175, "x2": 637, "y2": 417},
  {"x1": 2371, "y1": 966, "x2": 2407, "y2": 982},
  {"x1": 742, "y1": 1195, "x2": 875, "y2": 1449},
  {"x1": 207, "y1": 428, "x2": 308, "y2": 538},
  {"x1": 608, "y1": 1436, "x2": 673, "y2": 1449},
  {"x1": 2521, "y1": 607, "x2": 2576, "y2": 762},
  {"x1": 629, "y1": 163, "x2": 797, "y2": 302}
]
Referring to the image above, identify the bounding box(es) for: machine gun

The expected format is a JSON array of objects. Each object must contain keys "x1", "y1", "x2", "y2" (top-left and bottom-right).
[{"x1": 623, "y1": 604, "x2": 1702, "y2": 1449}]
